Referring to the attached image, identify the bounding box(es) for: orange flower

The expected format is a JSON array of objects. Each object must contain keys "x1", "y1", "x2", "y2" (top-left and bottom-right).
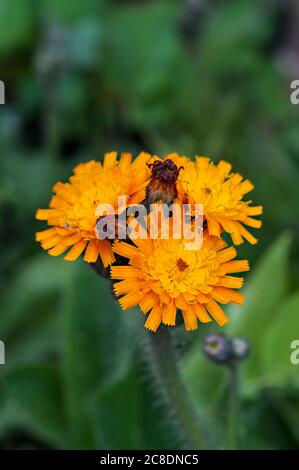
[
  {"x1": 150, "y1": 154, "x2": 263, "y2": 245},
  {"x1": 176, "y1": 157, "x2": 263, "y2": 245},
  {"x1": 111, "y1": 233, "x2": 249, "y2": 332},
  {"x1": 35, "y1": 151, "x2": 151, "y2": 266}
]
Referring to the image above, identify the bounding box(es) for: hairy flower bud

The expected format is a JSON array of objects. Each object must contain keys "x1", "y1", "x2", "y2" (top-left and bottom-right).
[
  {"x1": 230, "y1": 336, "x2": 250, "y2": 361},
  {"x1": 203, "y1": 333, "x2": 232, "y2": 364},
  {"x1": 203, "y1": 333, "x2": 250, "y2": 365}
]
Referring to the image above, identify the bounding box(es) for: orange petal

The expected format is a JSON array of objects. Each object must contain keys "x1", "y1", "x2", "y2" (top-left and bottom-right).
[
  {"x1": 240, "y1": 179, "x2": 254, "y2": 195},
  {"x1": 208, "y1": 219, "x2": 221, "y2": 237},
  {"x1": 35, "y1": 228, "x2": 57, "y2": 242},
  {"x1": 162, "y1": 301, "x2": 176, "y2": 326},
  {"x1": 103, "y1": 151, "x2": 117, "y2": 169},
  {"x1": 220, "y1": 260, "x2": 249, "y2": 274},
  {"x1": 119, "y1": 152, "x2": 132, "y2": 172},
  {"x1": 98, "y1": 240, "x2": 115, "y2": 267},
  {"x1": 119, "y1": 290, "x2": 144, "y2": 311},
  {"x1": 217, "y1": 160, "x2": 232, "y2": 179},
  {"x1": 247, "y1": 205, "x2": 263, "y2": 216},
  {"x1": 139, "y1": 291, "x2": 159, "y2": 314},
  {"x1": 114, "y1": 279, "x2": 143, "y2": 296},
  {"x1": 145, "y1": 304, "x2": 162, "y2": 332},
  {"x1": 218, "y1": 247, "x2": 237, "y2": 263},
  {"x1": 64, "y1": 239, "x2": 88, "y2": 261},
  {"x1": 41, "y1": 235, "x2": 63, "y2": 250},
  {"x1": 181, "y1": 310, "x2": 198, "y2": 331},
  {"x1": 244, "y1": 217, "x2": 262, "y2": 229},
  {"x1": 110, "y1": 265, "x2": 140, "y2": 280},
  {"x1": 112, "y1": 241, "x2": 139, "y2": 259},
  {"x1": 205, "y1": 300, "x2": 229, "y2": 326},
  {"x1": 84, "y1": 239, "x2": 101, "y2": 263},
  {"x1": 235, "y1": 222, "x2": 258, "y2": 245},
  {"x1": 192, "y1": 303, "x2": 212, "y2": 323},
  {"x1": 218, "y1": 276, "x2": 244, "y2": 289},
  {"x1": 48, "y1": 242, "x2": 69, "y2": 257},
  {"x1": 35, "y1": 209, "x2": 62, "y2": 220}
]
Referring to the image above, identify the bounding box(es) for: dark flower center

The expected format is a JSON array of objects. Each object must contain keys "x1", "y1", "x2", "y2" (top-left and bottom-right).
[
  {"x1": 148, "y1": 159, "x2": 183, "y2": 185},
  {"x1": 176, "y1": 258, "x2": 189, "y2": 272}
]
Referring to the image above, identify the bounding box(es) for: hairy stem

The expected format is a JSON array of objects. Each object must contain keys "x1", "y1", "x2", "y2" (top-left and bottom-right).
[
  {"x1": 227, "y1": 361, "x2": 239, "y2": 450},
  {"x1": 145, "y1": 327, "x2": 212, "y2": 450}
]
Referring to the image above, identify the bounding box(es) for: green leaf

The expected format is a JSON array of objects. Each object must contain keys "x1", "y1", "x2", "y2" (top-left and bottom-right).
[
  {"x1": 261, "y1": 291, "x2": 299, "y2": 388},
  {"x1": 69, "y1": 18, "x2": 103, "y2": 70},
  {"x1": 200, "y1": 2, "x2": 272, "y2": 75},
  {"x1": 238, "y1": 395, "x2": 296, "y2": 450},
  {"x1": 0, "y1": 364, "x2": 65, "y2": 448},
  {"x1": 227, "y1": 233, "x2": 292, "y2": 393},
  {"x1": 40, "y1": 0, "x2": 100, "y2": 24},
  {"x1": 0, "y1": 255, "x2": 71, "y2": 341},
  {"x1": 0, "y1": 0, "x2": 33, "y2": 56},
  {"x1": 0, "y1": 255, "x2": 72, "y2": 371},
  {"x1": 60, "y1": 263, "x2": 133, "y2": 449},
  {"x1": 267, "y1": 392, "x2": 299, "y2": 446},
  {"x1": 104, "y1": 2, "x2": 184, "y2": 128},
  {"x1": 93, "y1": 368, "x2": 143, "y2": 450}
]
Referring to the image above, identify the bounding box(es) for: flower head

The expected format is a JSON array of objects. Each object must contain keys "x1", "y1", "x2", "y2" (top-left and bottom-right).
[
  {"x1": 35, "y1": 149, "x2": 260, "y2": 333},
  {"x1": 35, "y1": 151, "x2": 151, "y2": 267},
  {"x1": 165, "y1": 155, "x2": 262, "y2": 245},
  {"x1": 111, "y1": 233, "x2": 249, "y2": 332},
  {"x1": 146, "y1": 158, "x2": 183, "y2": 205}
]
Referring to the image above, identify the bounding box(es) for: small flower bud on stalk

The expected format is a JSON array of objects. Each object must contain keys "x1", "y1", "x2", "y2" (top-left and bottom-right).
[
  {"x1": 203, "y1": 333, "x2": 232, "y2": 364},
  {"x1": 203, "y1": 333, "x2": 250, "y2": 450},
  {"x1": 203, "y1": 333, "x2": 250, "y2": 365},
  {"x1": 230, "y1": 336, "x2": 250, "y2": 362}
]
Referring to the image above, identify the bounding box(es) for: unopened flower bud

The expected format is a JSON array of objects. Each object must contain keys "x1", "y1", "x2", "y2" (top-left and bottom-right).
[
  {"x1": 230, "y1": 337, "x2": 250, "y2": 361},
  {"x1": 203, "y1": 333, "x2": 232, "y2": 364}
]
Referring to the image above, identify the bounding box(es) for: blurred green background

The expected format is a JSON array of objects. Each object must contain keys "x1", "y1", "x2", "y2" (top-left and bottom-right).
[{"x1": 1, "y1": 0, "x2": 299, "y2": 450}]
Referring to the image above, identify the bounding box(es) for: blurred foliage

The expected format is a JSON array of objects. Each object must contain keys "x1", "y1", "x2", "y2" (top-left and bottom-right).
[{"x1": 0, "y1": 0, "x2": 299, "y2": 450}]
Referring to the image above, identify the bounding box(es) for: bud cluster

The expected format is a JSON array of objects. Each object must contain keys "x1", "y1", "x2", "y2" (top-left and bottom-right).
[{"x1": 203, "y1": 333, "x2": 250, "y2": 365}]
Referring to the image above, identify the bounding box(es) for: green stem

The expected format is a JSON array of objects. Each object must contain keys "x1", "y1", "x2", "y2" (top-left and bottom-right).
[
  {"x1": 146, "y1": 327, "x2": 212, "y2": 450},
  {"x1": 227, "y1": 361, "x2": 239, "y2": 450}
]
